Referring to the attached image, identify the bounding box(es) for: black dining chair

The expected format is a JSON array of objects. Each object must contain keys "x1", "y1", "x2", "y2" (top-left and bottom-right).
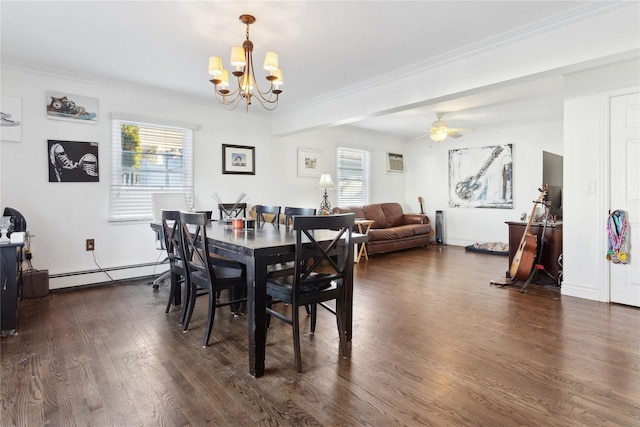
[
  {"x1": 151, "y1": 193, "x2": 189, "y2": 289},
  {"x1": 265, "y1": 213, "x2": 354, "y2": 372},
  {"x1": 218, "y1": 203, "x2": 247, "y2": 221},
  {"x1": 255, "y1": 205, "x2": 281, "y2": 224},
  {"x1": 179, "y1": 211, "x2": 247, "y2": 348},
  {"x1": 161, "y1": 209, "x2": 190, "y2": 324},
  {"x1": 284, "y1": 207, "x2": 317, "y2": 227},
  {"x1": 265, "y1": 206, "x2": 314, "y2": 280},
  {"x1": 274, "y1": 207, "x2": 318, "y2": 313}
]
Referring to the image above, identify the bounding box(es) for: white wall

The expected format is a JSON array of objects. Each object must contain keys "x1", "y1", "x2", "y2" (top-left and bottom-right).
[
  {"x1": 404, "y1": 121, "x2": 563, "y2": 246},
  {"x1": 562, "y1": 59, "x2": 640, "y2": 301},
  {"x1": 0, "y1": 67, "x2": 406, "y2": 289},
  {"x1": 278, "y1": 126, "x2": 408, "y2": 210},
  {"x1": 0, "y1": 67, "x2": 275, "y2": 289}
]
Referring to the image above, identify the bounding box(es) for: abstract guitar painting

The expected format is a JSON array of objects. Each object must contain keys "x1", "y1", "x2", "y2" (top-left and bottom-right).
[{"x1": 448, "y1": 144, "x2": 512, "y2": 208}]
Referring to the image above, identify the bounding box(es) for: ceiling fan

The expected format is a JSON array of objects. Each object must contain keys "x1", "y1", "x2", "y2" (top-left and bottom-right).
[{"x1": 414, "y1": 113, "x2": 474, "y2": 142}]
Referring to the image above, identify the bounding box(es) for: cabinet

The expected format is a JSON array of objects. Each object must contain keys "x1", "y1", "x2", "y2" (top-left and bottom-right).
[
  {"x1": 506, "y1": 221, "x2": 562, "y2": 282},
  {"x1": 1, "y1": 243, "x2": 23, "y2": 337}
]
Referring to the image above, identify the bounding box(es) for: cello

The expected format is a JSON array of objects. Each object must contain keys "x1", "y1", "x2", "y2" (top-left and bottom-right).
[{"x1": 510, "y1": 186, "x2": 548, "y2": 281}]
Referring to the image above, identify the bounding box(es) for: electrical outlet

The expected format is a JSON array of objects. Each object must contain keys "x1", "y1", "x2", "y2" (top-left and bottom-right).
[{"x1": 86, "y1": 239, "x2": 95, "y2": 251}]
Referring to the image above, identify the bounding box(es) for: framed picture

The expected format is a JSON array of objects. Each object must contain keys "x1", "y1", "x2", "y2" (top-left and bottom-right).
[
  {"x1": 1, "y1": 95, "x2": 23, "y2": 142},
  {"x1": 386, "y1": 152, "x2": 405, "y2": 173},
  {"x1": 46, "y1": 91, "x2": 98, "y2": 124},
  {"x1": 297, "y1": 148, "x2": 323, "y2": 177},
  {"x1": 222, "y1": 144, "x2": 255, "y2": 175},
  {"x1": 48, "y1": 140, "x2": 99, "y2": 183},
  {"x1": 448, "y1": 144, "x2": 512, "y2": 208}
]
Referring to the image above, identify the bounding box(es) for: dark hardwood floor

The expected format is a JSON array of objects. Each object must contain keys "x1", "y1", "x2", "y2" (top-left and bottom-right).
[{"x1": 2, "y1": 245, "x2": 639, "y2": 426}]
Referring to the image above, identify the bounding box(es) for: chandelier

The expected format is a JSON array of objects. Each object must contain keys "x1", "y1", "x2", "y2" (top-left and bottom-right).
[{"x1": 208, "y1": 14, "x2": 283, "y2": 111}]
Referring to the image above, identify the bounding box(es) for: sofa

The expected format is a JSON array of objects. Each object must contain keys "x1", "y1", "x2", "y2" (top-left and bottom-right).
[{"x1": 332, "y1": 202, "x2": 433, "y2": 255}]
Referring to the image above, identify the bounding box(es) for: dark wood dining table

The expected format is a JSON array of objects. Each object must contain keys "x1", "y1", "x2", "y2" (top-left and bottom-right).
[{"x1": 151, "y1": 220, "x2": 367, "y2": 377}]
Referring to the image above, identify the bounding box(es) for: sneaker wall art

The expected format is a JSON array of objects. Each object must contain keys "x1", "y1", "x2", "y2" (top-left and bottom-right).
[
  {"x1": 46, "y1": 91, "x2": 98, "y2": 124},
  {"x1": 1, "y1": 95, "x2": 23, "y2": 142},
  {"x1": 48, "y1": 140, "x2": 99, "y2": 183}
]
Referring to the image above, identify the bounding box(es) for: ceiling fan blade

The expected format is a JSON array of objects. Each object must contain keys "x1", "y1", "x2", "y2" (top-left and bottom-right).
[
  {"x1": 448, "y1": 127, "x2": 475, "y2": 133},
  {"x1": 447, "y1": 131, "x2": 464, "y2": 139},
  {"x1": 412, "y1": 132, "x2": 432, "y2": 141}
]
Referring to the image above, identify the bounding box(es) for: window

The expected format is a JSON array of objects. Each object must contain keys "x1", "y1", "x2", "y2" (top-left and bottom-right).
[
  {"x1": 337, "y1": 147, "x2": 370, "y2": 206},
  {"x1": 109, "y1": 117, "x2": 194, "y2": 222}
]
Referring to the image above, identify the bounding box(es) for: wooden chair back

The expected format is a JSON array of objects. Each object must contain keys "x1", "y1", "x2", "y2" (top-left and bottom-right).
[
  {"x1": 284, "y1": 207, "x2": 316, "y2": 227},
  {"x1": 292, "y1": 213, "x2": 354, "y2": 296},
  {"x1": 161, "y1": 209, "x2": 185, "y2": 275},
  {"x1": 218, "y1": 203, "x2": 247, "y2": 221},
  {"x1": 255, "y1": 205, "x2": 282, "y2": 224}
]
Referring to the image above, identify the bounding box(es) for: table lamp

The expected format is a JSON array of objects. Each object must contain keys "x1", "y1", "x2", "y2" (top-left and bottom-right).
[{"x1": 317, "y1": 174, "x2": 336, "y2": 215}]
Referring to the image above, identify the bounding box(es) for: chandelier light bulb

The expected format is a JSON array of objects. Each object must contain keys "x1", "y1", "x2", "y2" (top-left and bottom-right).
[{"x1": 240, "y1": 74, "x2": 254, "y2": 91}]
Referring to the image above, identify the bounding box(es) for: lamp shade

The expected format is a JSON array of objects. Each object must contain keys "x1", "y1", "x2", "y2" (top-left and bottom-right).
[
  {"x1": 317, "y1": 174, "x2": 336, "y2": 189},
  {"x1": 263, "y1": 51, "x2": 279, "y2": 71},
  {"x1": 219, "y1": 69, "x2": 230, "y2": 88},
  {"x1": 230, "y1": 46, "x2": 246, "y2": 67},
  {"x1": 208, "y1": 56, "x2": 223, "y2": 75},
  {"x1": 272, "y1": 69, "x2": 283, "y2": 87}
]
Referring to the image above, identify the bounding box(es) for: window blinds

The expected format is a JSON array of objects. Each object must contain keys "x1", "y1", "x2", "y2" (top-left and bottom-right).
[
  {"x1": 109, "y1": 119, "x2": 194, "y2": 222},
  {"x1": 337, "y1": 147, "x2": 370, "y2": 207}
]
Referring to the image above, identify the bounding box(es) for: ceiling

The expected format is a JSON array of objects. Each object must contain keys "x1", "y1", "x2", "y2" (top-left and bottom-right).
[{"x1": 0, "y1": 1, "x2": 632, "y2": 139}]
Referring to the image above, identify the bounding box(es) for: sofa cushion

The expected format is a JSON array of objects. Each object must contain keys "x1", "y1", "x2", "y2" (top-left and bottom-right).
[
  {"x1": 334, "y1": 206, "x2": 366, "y2": 219},
  {"x1": 380, "y1": 203, "x2": 405, "y2": 227},
  {"x1": 368, "y1": 225, "x2": 418, "y2": 241},
  {"x1": 403, "y1": 213, "x2": 428, "y2": 225},
  {"x1": 411, "y1": 223, "x2": 433, "y2": 236},
  {"x1": 362, "y1": 204, "x2": 387, "y2": 229}
]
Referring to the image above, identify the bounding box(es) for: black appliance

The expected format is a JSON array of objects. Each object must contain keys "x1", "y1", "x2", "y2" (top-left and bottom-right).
[
  {"x1": 2, "y1": 207, "x2": 27, "y2": 236},
  {"x1": 435, "y1": 210, "x2": 444, "y2": 245}
]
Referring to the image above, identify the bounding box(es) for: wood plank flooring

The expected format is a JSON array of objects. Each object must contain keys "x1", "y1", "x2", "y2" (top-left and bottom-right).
[{"x1": 2, "y1": 245, "x2": 639, "y2": 426}]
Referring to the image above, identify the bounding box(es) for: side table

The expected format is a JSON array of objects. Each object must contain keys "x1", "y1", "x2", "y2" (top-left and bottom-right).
[
  {"x1": 506, "y1": 221, "x2": 562, "y2": 284},
  {"x1": 355, "y1": 219, "x2": 375, "y2": 263}
]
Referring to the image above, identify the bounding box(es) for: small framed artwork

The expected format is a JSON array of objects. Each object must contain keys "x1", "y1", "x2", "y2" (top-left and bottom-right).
[
  {"x1": 222, "y1": 144, "x2": 255, "y2": 175},
  {"x1": 386, "y1": 152, "x2": 405, "y2": 173},
  {"x1": 297, "y1": 148, "x2": 323, "y2": 177},
  {"x1": 1, "y1": 95, "x2": 23, "y2": 142},
  {"x1": 46, "y1": 91, "x2": 98, "y2": 124},
  {"x1": 48, "y1": 140, "x2": 99, "y2": 182}
]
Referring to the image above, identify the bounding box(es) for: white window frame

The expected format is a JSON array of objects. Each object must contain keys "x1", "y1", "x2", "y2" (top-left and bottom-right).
[
  {"x1": 336, "y1": 147, "x2": 370, "y2": 207},
  {"x1": 109, "y1": 116, "x2": 194, "y2": 222}
]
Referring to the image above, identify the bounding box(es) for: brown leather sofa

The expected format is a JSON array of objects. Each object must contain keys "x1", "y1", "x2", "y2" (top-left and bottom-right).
[{"x1": 332, "y1": 202, "x2": 433, "y2": 255}]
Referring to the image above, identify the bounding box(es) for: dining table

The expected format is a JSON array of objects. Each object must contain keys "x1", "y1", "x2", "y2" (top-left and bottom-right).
[{"x1": 151, "y1": 219, "x2": 367, "y2": 377}]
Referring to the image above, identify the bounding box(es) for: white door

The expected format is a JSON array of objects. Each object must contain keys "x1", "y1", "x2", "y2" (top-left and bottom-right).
[{"x1": 610, "y1": 92, "x2": 640, "y2": 307}]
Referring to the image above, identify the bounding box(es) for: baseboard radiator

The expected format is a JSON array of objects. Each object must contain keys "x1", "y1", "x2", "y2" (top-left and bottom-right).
[{"x1": 49, "y1": 261, "x2": 165, "y2": 279}]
